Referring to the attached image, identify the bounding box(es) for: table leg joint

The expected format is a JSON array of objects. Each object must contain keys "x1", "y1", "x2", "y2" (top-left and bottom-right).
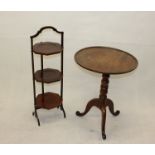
[
  {"x1": 105, "y1": 98, "x2": 120, "y2": 116},
  {"x1": 76, "y1": 98, "x2": 100, "y2": 117}
]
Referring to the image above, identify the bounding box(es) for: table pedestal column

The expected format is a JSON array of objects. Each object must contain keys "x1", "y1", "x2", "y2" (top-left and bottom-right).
[{"x1": 76, "y1": 74, "x2": 120, "y2": 139}]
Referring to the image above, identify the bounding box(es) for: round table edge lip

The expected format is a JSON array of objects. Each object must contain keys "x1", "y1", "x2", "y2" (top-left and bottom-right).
[{"x1": 74, "y1": 46, "x2": 138, "y2": 75}]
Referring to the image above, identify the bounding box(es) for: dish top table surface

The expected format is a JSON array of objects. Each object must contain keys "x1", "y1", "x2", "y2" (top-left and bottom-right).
[{"x1": 75, "y1": 46, "x2": 138, "y2": 74}]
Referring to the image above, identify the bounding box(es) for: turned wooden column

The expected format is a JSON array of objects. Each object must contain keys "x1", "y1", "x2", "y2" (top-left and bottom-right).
[
  {"x1": 99, "y1": 74, "x2": 110, "y2": 139},
  {"x1": 99, "y1": 74, "x2": 109, "y2": 106}
]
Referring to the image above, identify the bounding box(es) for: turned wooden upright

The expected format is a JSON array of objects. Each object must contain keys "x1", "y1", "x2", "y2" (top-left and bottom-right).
[{"x1": 75, "y1": 46, "x2": 138, "y2": 139}]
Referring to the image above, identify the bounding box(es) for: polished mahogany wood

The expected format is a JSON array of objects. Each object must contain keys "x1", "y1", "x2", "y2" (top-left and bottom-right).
[
  {"x1": 76, "y1": 74, "x2": 120, "y2": 139},
  {"x1": 36, "y1": 92, "x2": 62, "y2": 110},
  {"x1": 33, "y1": 42, "x2": 62, "y2": 55},
  {"x1": 30, "y1": 26, "x2": 66, "y2": 126},
  {"x1": 75, "y1": 46, "x2": 138, "y2": 74},
  {"x1": 75, "y1": 46, "x2": 138, "y2": 140},
  {"x1": 34, "y1": 68, "x2": 62, "y2": 83}
]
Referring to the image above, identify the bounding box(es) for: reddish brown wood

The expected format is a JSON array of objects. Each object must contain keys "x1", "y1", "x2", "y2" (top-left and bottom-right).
[
  {"x1": 75, "y1": 46, "x2": 138, "y2": 140},
  {"x1": 33, "y1": 42, "x2": 62, "y2": 55},
  {"x1": 76, "y1": 74, "x2": 119, "y2": 139},
  {"x1": 75, "y1": 46, "x2": 138, "y2": 74},
  {"x1": 76, "y1": 98, "x2": 100, "y2": 116},
  {"x1": 36, "y1": 92, "x2": 62, "y2": 110},
  {"x1": 31, "y1": 26, "x2": 66, "y2": 126},
  {"x1": 34, "y1": 68, "x2": 62, "y2": 83},
  {"x1": 106, "y1": 99, "x2": 120, "y2": 116}
]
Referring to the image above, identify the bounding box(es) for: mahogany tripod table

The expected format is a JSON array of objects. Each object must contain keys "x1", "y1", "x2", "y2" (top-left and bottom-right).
[{"x1": 75, "y1": 46, "x2": 138, "y2": 139}]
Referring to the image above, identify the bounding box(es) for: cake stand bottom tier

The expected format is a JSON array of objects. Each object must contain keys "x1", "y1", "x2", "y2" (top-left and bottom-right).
[{"x1": 35, "y1": 92, "x2": 62, "y2": 110}]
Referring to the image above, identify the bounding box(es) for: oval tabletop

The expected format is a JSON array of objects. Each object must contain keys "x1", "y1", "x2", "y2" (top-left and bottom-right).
[
  {"x1": 33, "y1": 42, "x2": 62, "y2": 55},
  {"x1": 75, "y1": 46, "x2": 138, "y2": 74}
]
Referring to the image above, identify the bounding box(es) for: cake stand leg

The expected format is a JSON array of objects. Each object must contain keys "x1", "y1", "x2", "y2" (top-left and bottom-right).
[
  {"x1": 60, "y1": 104, "x2": 66, "y2": 118},
  {"x1": 32, "y1": 110, "x2": 40, "y2": 126}
]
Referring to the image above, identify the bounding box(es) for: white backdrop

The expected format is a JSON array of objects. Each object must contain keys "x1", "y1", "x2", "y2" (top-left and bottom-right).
[{"x1": 0, "y1": 12, "x2": 155, "y2": 143}]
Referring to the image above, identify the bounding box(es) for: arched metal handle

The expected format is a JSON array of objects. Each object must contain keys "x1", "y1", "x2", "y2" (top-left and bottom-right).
[{"x1": 30, "y1": 26, "x2": 63, "y2": 38}]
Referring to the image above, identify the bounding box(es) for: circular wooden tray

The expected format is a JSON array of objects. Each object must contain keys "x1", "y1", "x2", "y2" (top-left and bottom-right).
[
  {"x1": 34, "y1": 68, "x2": 62, "y2": 83},
  {"x1": 33, "y1": 42, "x2": 62, "y2": 55},
  {"x1": 35, "y1": 92, "x2": 62, "y2": 110}
]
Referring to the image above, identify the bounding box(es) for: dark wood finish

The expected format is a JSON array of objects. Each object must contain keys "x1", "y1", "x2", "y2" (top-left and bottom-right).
[
  {"x1": 30, "y1": 26, "x2": 66, "y2": 126},
  {"x1": 76, "y1": 74, "x2": 120, "y2": 139},
  {"x1": 75, "y1": 46, "x2": 138, "y2": 140},
  {"x1": 34, "y1": 68, "x2": 62, "y2": 83},
  {"x1": 75, "y1": 46, "x2": 138, "y2": 74},
  {"x1": 60, "y1": 32, "x2": 66, "y2": 118},
  {"x1": 106, "y1": 99, "x2": 120, "y2": 116},
  {"x1": 33, "y1": 42, "x2": 62, "y2": 55},
  {"x1": 31, "y1": 26, "x2": 63, "y2": 38},
  {"x1": 32, "y1": 111, "x2": 40, "y2": 126},
  {"x1": 30, "y1": 37, "x2": 40, "y2": 126},
  {"x1": 36, "y1": 92, "x2": 62, "y2": 110},
  {"x1": 41, "y1": 55, "x2": 44, "y2": 101}
]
